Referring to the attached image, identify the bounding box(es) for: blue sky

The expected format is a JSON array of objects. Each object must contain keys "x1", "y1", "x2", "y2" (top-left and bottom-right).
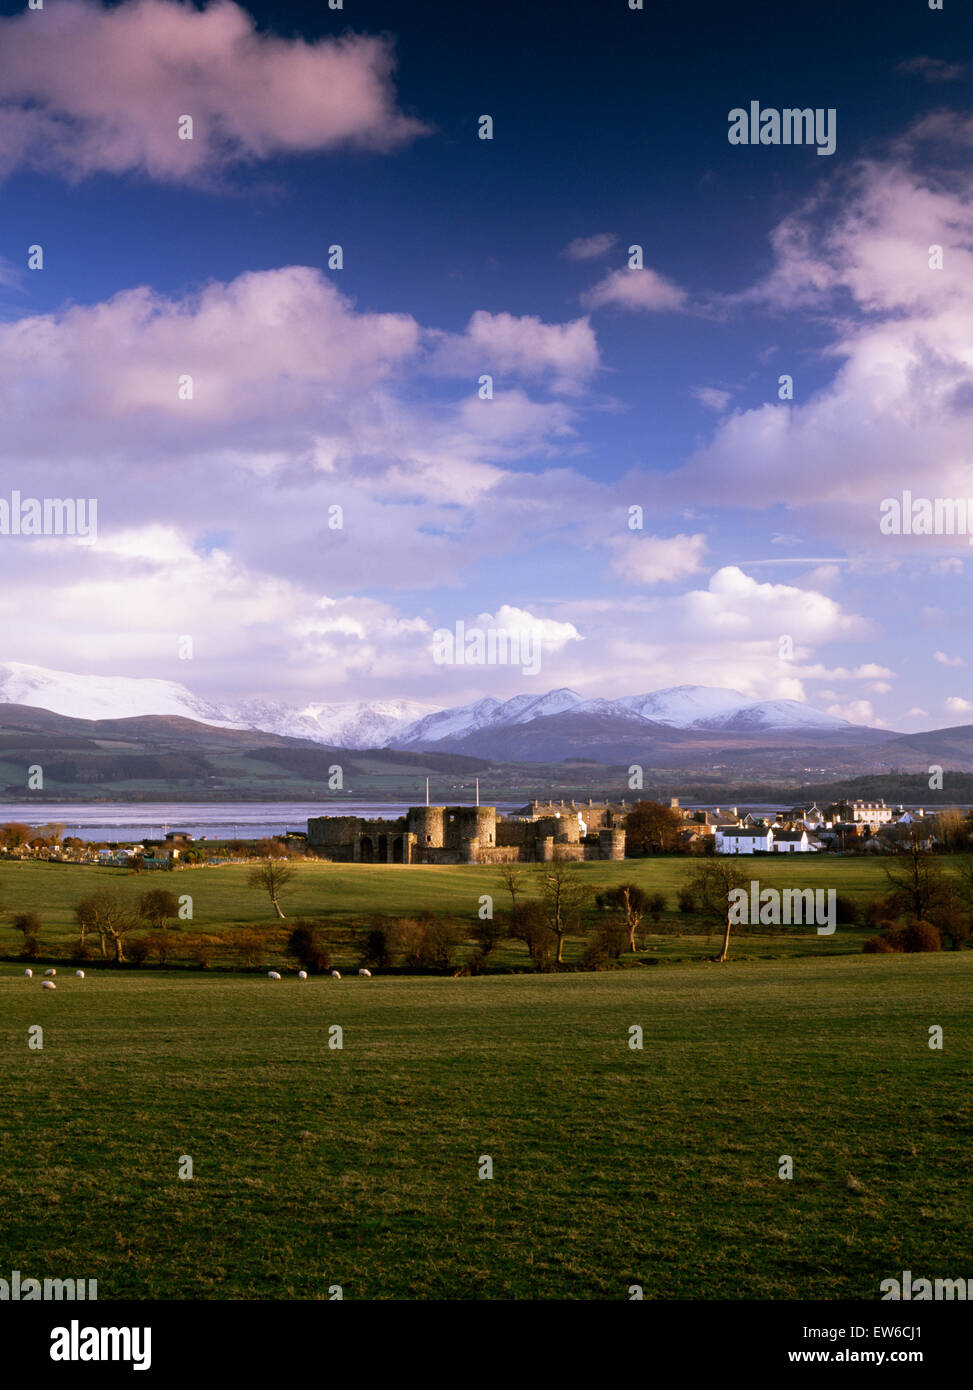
[{"x1": 0, "y1": 0, "x2": 971, "y2": 728}]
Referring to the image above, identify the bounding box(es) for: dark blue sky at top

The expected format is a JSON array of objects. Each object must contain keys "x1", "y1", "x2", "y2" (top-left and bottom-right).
[
  {"x1": 3, "y1": 0, "x2": 968, "y2": 475},
  {"x1": 0, "y1": 0, "x2": 969, "y2": 718},
  {"x1": 1, "y1": 0, "x2": 969, "y2": 499}
]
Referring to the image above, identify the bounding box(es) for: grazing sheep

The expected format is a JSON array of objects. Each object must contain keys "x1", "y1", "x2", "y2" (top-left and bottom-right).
[
  {"x1": 267, "y1": 971, "x2": 282, "y2": 980},
  {"x1": 44, "y1": 968, "x2": 56, "y2": 977},
  {"x1": 358, "y1": 968, "x2": 372, "y2": 977},
  {"x1": 297, "y1": 970, "x2": 308, "y2": 980},
  {"x1": 330, "y1": 970, "x2": 341, "y2": 980},
  {"x1": 75, "y1": 970, "x2": 86, "y2": 979},
  {"x1": 24, "y1": 968, "x2": 33, "y2": 978},
  {"x1": 42, "y1": 981, "x2": 56, "y2": 991}
]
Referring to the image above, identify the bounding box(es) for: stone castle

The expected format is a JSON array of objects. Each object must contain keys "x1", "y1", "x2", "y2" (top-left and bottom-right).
[{"x1": 307, "y1": 801, "x2": 627, "y2": 865}]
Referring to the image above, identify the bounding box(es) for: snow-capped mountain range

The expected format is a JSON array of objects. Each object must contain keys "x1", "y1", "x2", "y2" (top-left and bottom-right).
[
  {"x1": 0, "y1": 662, "x2": 882, "y2": 755},
  {"x1": 0, "y1": 662, "x2": 437, "y2": 747},
  {"x1": 395, "y1": 684, "x2": 851, "y2": 746}
]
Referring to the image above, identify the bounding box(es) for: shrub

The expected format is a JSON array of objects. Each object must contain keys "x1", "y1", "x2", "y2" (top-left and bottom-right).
[
  {"x1": 938, "y1": 914, "x2": 971, "y2": 952},
  {"x1": 12, "y1": 912, "x2": 42, "y2": 959},
  {"x1": 390, "y1": 919, "x2": 426, "y2": 969},
  {"x1": 578, "y1": 939, "x2": 615, "y2": 970},
  {"x1": 234, "y1": 931, "x2": 266, "y2": 970},
  {"x1": 865, "y1": 895, "x2": 898, "y2": 928},
  {"x1": 928, "y1": 894, "x2": 970, "y2": 951},
  {"x1": 862, "y1": 935, "x2": 895, "y2": 954},
  {"x1": 595, "y1": 920, "x2": 628, "y2": 960},
  {"x1": 126, "y1": 937, "x2": 151, "y2": 966},
  {"x1": 676, "y1": 888, "x2": 696, "y2": 914},
  {"x1": 833, "y1": 894, "x2": 859, "y2": 925},
  {"x1": 902, "y1": 920, "x2": 941, "y2": 953},
  {"x1": 471, "y1": 917, "x2": 505, "y2": 958},
  {"x1": 144, "y1": 931, "x2": 172, "y2": 967},
  {"x1": 467, "y1": 916, "x2": 505, "y2": 973},
  {"x1": 646, "y1": 892, "x2": 666, "y2": 924},
  {"x1": 359, "y1": 925, "x2": 394, "y2": 970},
  {"x1": 879, "y1": 923, "x2": 907, "y2": 952},
  {"x1": 286, "y1": 921, "x2": 331, "y2": 974},
  {"x1": 392, "y1": 915, "x2": 460, "y2": 971},
  {"x1": 183, "y1": 937, "x2": 214, "y2": 969},
  {"x1": 508, "y1": 901, "x2": 557, "y2": 972}
]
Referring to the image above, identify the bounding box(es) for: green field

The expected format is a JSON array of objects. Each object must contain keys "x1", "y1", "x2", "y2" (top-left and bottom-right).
[
  {"x1": 2, "y1": 955, "x2": 970, "y2": 1299},
  {"x1": 0, "y1": 855, "x2": 937, "y2": 970}
]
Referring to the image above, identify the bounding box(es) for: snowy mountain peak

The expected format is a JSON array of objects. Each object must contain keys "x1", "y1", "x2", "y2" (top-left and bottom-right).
[
  {"x1": 695, "y1": 698, "x2": 855, "y2": 733},
  {"x1": 0, "y1": 662, "x2": 872, "y2": 750},
  {"x1": 502, "y1": 688, "x2": 584, "y2": 724},
  {"x1": 394, "y1": 696, "x2": 505, "y2": 746},
  {"x1": 619, "y1": 685, "x2": 752, "y2": 725},
  {"x1": 0, "y1": 661, "x2": 442, "y2": 749},
  {"x1": 0, "y1": 661, "x2": 242, "y2": 727},
  {"x1": 234, "y1": 697, "x2": 441, "y2": 748}
]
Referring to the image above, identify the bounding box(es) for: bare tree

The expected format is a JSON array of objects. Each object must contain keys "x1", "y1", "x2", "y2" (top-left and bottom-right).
[
  {"x1": 138, "y1": 888, "x2": 180, "y2": 931},
  {"x1": 883, "y1": 831, "x2": 947, "y2": 922},
  {"x1": 248, "y1": 859, "x2": 295, "y2": 919},
  {"x1": 933, "y1": 808, "x2": 969, "y2": 853},
  {"x1": 498, "y1": 865, "x2": 526, "y2": 928},
  {"x1": 541, "y1": 857, "x2": 591, "y2": 964},
  {"x1": 686, "y1": 860, "x2": 749, "y2": 963},
  {"x1": 595, "y1": 883, "x2": 647, "y2": 952},
  {"x1": 509, "y1": 899, "x2": 557, "y2": 971},
  {"x1": 75, "y1": 891, "x2": 135, "y2": 962}
]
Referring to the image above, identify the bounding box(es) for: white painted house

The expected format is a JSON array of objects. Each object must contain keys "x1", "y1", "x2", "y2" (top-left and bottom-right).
[
  {"x1": 772, "y1": 828, "x2": 812, "y2": 853},
  {"x1": 715, "y1": 826, "x2": 773, "y2": 854}
]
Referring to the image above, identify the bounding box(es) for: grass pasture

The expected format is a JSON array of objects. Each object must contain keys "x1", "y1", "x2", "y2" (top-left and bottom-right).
[
  {"x1": 2, "y1": 954, "x2": 970, "y2": 1300},
  {"x1": 0, "y1": 854, "x2": 933, "y2": 969}
]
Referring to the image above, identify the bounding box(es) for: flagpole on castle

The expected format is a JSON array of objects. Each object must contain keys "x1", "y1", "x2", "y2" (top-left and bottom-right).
[
  {"x1": 426, "y1": 777, "x2": 429, "y2": 807},
  {"x1": 475, "y1": 777, "x2": 479, "y2": 807}
]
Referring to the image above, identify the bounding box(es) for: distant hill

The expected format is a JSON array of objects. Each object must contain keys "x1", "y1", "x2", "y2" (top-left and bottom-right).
[
  {"x1": 872, "y1": 723, "x2": 973, "y2": 768},
  {"x1": 0, "y1": 704, "x2": 487, "y2": 803},
  {"x1": 2, "y1": 701, "x2": 973, "y2": 805}
]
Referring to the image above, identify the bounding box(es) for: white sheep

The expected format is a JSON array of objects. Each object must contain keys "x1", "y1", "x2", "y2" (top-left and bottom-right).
[
  {"x1": 267, "y1": 971, "x2": 282, "y2": 980},
  {"x1": 358, "y1": 968, "x2": 372, "y2": 977},
  {"x1": 330, "y1": 970, "x2": 341, "y2": 980},
  {"x1": 297, "y1": 970, "x2": 308, "y2": 980},
  {"x1": 44, "y1": 968, "x2": 56, "y2": 977},
  {"x1": 75, "y1": 970, "x2": 86, "y2": 979},
  {"x1": 24, "y1": 968, "x2": 33, "y2": 978},
  {"x1": 42, "y1": 980, "x2": 56, "y2": 991}
]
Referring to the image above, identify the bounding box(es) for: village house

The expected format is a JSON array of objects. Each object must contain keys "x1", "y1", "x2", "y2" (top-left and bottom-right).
[
  {"x1": 771, "y1": 828, "x2": 812, "y2": 853},
  {"x1": 850, "y1": 799, "x2": 894, "y2": 828},
  {"x1": 714, "y1": 825, "x2": 774, "y2": 854}
]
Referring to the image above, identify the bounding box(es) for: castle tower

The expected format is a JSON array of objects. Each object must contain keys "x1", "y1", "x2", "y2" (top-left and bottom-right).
[
  {"x1": 598, "y1": 828, "x2": 625, "y2": 861},
  {"x1": 407, "y1": 805, "x2": 446, "y2": 848}
]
